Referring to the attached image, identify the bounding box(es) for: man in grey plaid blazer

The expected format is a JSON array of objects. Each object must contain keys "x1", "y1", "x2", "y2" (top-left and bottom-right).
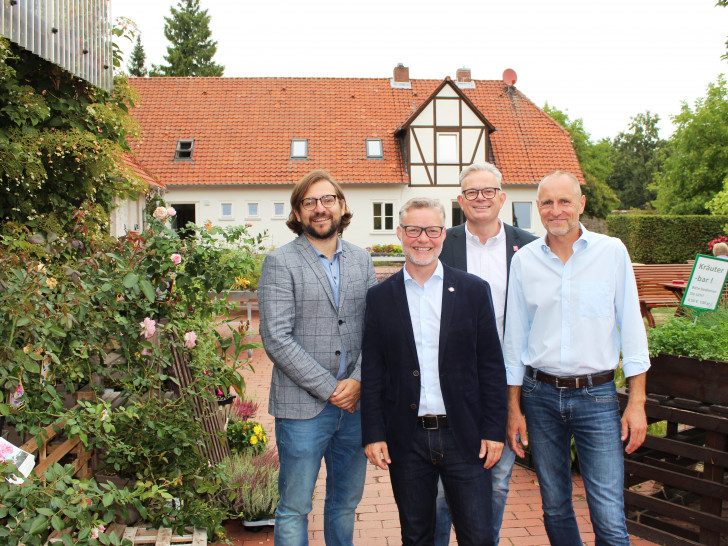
[{"x1": 259, "y1": 170, "x2": 377, "y2": 545}]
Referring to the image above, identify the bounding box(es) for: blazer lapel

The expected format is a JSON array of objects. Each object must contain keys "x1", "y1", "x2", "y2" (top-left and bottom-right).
[
  {"x1": 295, "y1": 236, "x2": 337, "y2": 309},
  {"x1": 391, "y1": 271, "x2": 419, "y2": 362},
  {"x1": 453, "y1": 225, "x2": 468, "y2": 271},
  {"x1": 438, "y1": 267, "x2": 457, "y2": 366}
]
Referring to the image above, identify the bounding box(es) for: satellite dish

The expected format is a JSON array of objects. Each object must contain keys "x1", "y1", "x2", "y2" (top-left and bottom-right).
[{"x1": 502, "y1": 68, "x2": 517, "y2": 86}]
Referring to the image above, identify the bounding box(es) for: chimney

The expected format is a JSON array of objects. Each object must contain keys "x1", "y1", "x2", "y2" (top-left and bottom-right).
[
  {"x1": 393, "y1": 63, "x2": 409, "y2": 83},
  {"x1": 456, "y1": 67, "x2": 471, "y2": 83}
]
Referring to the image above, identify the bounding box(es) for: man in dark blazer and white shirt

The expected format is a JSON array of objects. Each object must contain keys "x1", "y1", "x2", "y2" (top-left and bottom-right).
[
  {"x1": 437, "y1": 162, "x2": 537, "y2": 545},
  {"x1": 259, "y1": 170, "x2": 377, "y2": 545},
  {"x1": 362, "y1": 197, "x2": 507, "y2": 546}
]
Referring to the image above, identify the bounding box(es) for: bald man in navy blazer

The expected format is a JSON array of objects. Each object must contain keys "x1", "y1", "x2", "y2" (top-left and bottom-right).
[{"x1": 361, "y1": 198, "x2": 507, "y2": 546}]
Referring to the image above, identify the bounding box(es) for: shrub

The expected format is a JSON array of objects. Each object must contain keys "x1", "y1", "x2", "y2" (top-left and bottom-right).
[
  {"x1": 647, "y1": 307, "x2": 728, "y2": 361},
  {"x1": 223, "y1": 449, "x2": 279, "y2": 521}
]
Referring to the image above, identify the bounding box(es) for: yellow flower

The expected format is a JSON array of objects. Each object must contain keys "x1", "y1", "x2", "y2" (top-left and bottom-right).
[
  {"x1": 45, "y1": 277, "x2": 57, "y2": 289},
  {"x1": 249, "y1": 436, "x2": 258, "y2": 445},
  {"x1": 256, "y1": 433, "x2": 263, "y2": 441},
  {"x1": 253, "y1": 425, "x2": 262, "y2": 435}
]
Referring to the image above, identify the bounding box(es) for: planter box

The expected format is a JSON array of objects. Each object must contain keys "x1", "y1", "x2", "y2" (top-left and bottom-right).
[{"x1": 647, "y1": 353, "x2": 728, "y2": 405}]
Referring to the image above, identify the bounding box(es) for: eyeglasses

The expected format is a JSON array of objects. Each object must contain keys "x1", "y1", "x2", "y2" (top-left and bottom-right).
[
  {"x1": 400, "y1": 225, "x2": 445, "y2": 238},
  {"x1": 301, "y1": 194, "x2": 338, "y2": 211},
  {"x1": 462, "y1": 188, "x2": 499, "y2": 200}
]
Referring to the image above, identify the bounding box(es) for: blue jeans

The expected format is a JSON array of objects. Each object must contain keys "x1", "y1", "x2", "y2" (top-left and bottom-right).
[
  {"x1": 274, "y1": 404, "x2": 367, "y2": 546},
  {"x1": 390, "y1": 426, "x2": 493, "y2": 546},
  {"x1": 434, "y1": 440, "x2": 516, "y2": 545},
  {"x1": 521, "y1": 372, "x2": 630, "y2": 546}
]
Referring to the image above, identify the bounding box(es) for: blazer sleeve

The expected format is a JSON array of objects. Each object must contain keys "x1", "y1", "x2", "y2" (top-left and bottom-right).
[
  {"x1": 258, "y1": 251, "x2": 338, "y2": 401},
  {"x1": 360, "y1": 286, "x2": 387, "y2": 446}
]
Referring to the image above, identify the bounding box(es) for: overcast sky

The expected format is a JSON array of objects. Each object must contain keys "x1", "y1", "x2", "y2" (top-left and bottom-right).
[{"x1": 114, "y1": 0, "x2": 728, "y2": 142}]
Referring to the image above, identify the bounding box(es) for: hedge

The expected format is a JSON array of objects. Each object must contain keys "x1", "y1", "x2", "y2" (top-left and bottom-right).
[{"x1": 607, "y1": 215, "x2": 728, "y2": 264}]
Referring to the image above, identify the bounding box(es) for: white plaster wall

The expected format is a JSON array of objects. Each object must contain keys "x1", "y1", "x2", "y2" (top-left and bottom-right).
[{"x1": 162, "y1": 183, "x2": 544, "y2": 251}]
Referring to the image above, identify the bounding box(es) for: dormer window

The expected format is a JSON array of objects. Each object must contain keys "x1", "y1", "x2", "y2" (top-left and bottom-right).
[
  {"x1": 291, "y1": 139, "x2": 308, "y2": 159},
  {"x1": 366, "y1": 139, "x2": 383, "y2": 159},
  {"x1": 175, "y1": 139, "x2": 194, "y2": 160}
]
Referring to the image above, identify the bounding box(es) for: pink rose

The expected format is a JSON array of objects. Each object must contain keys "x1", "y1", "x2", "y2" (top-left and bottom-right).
[
  {"x1": 153, "y1": 206, "x2": 167, "y2": 220},
  {"x1": 90, "y1": 525, "x2": 105, "y2": 539},
  {"x1": 184, "y1": 331, "x2": 197, "y2": 349},
  {"x1": 170, "y1": 253, "x2": 182, "y2": 265},
  {"x1": 0, "y1": 443, "x2": 13, "y2": 459},
  {"x1": 167, "y1": 207, "x2": 177, "y2": 217},
  {"x1": 139, "y1": 317, "x2": 156, "y2": 339}
]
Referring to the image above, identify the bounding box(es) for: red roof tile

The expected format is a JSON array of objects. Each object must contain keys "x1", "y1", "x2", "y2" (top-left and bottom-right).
[
  {"x1": 128, "y1": 77, "x2": 582, "y2": 187},
  {"x1": 121, "y1": 152, "x2": 165, "y2": 189}
]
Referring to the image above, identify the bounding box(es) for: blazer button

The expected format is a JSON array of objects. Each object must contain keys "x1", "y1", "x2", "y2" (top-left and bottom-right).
[
  {"x1": 338, "y1": 319, "x2": 344, "y2": 325},
  {"x1": 335, "y1": 350, "x2": 341, "y2": 355},
  {"x1": 410, "y1": 404, "x2": 417, "y2": 410},
  {"x1": 413, "y1": 370, "x2": 420, "y2": 376}
]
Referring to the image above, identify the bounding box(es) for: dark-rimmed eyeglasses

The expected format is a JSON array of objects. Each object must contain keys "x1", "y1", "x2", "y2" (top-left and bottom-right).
[
  {"x1": 462, "y1": 188, "x2": 499, "y2": 200},
  {"x1": 400, "y1": 225, "x2": 445, "y2": 238},
  {"x1": 301, "y1": 194, "x2": 338, "y2": 211}
]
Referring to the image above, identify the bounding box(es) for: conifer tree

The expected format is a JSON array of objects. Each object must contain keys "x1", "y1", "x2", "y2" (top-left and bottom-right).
[
  {"x1": 127, "y1": 36, "x2": 148, "y2": 77},
  {"x1": 153, "y1": 0, "x2": 224, "y2": 77}
]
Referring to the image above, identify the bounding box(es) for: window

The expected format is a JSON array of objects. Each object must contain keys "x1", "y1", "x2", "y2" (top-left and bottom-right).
[
  {"x1": 291, "y1": 139, "x2": 308, "y2": 159},
  {"x1": 366, "y1": 139, "x2": 383, "y2": 158},
  {"x1": 451, "y1": 201, "x2": 465, "y2": 227},
  {"x1": 175, "y1": 139, "x2": 194, "y2": 160},
  {"x1": 273, "y1": 202, "x2": 285, "y2": 218},
  {"x1": 373, "y1": 202, "x2": 394, "y2": 231},
  {"x1": 437, "y1": 133, "x2": 458, "y2": 164},
  {"x1": 247, "y1": 202, "x2": 259, "y2": 218},
  {"x1": 512, "y1": 202, "x2": 532, "y2": 230},
  {"x1": 221, "y1": 203, "x2": 232, "y2": 218}
]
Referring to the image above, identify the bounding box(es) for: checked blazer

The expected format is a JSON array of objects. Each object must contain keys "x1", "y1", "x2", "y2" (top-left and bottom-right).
[{"x1": 258, "y1": 234, "x2": 377, "y2": 420}]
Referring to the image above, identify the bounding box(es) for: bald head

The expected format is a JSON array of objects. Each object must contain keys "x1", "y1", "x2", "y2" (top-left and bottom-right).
[{"x1": 537, "y1": 171, "x2": 581, "y2": 200}]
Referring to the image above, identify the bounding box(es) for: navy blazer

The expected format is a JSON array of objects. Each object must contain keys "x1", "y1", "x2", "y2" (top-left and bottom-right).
[{"x1": 361, "y1": 264, "x2": 507, "y2": 465}]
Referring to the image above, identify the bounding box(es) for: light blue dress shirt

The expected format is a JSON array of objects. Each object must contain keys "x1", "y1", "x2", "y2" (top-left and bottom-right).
[
  {"x1": 503, "y1": 225, "x2": 650, "y2": 386},
  {"x1": 403, "y1": 261, "x2": 447, "y2": 416},
  {"x1": 311, "y1": 239, "x2": 347, "y2": 380}
]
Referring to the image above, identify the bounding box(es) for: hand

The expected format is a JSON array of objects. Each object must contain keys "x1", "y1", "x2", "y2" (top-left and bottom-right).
[
  {"x1": 329, "y1": 379, "x2": 361, "y2": 413},
  {"x1": 479, "y1": 440, "x2": 503, "y2": 469},
  {"x1": 507, "y1": 386, "x2": 528, "y2": 458},
  {"x1": 365, "y1": 441, "x2": 391, "y2": 470},
  {"x1": 621, "y1": 403, "x2": 647, "y2": 454}
]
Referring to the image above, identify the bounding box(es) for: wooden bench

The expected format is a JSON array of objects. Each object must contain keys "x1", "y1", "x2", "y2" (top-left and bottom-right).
[{"x1": 633, "y1": 263, "x2": 693, "y2": 328}]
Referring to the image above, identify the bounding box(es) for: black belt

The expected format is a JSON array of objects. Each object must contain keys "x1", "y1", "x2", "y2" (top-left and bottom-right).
[
  {"x1": 526, "y1": 366, "x2": 614, "y2": 389},
  {"x1": 417, "y1": 415, "x2": 449, "y2": 429}
]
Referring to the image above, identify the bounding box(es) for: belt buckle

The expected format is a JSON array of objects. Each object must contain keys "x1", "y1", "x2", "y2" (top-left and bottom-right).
[
  {"x1": 422, "y1": 416, "x2": 438, "y2": 430},
  {"x1": 554, "y1": 377, "x2": 568, "y2": 389}
]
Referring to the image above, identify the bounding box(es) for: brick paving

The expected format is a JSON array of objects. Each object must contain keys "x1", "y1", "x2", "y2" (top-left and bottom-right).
[{"x1": 217, "y1": 312, "x2": 657, "y2": 546}]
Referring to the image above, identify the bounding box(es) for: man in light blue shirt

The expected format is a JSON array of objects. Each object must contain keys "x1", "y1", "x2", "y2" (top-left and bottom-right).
[{"x1": 504, "y1": 171, "x2": 650, "y2": 546}]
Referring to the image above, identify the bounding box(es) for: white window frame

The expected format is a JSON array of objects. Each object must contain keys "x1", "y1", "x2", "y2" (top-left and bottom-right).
[
  {"x1": 290, "y1": 139, "x2": 308, "y2": 159},
  {"x1": 366, "y1": 138, "x2": 383, "y2": 159},
  {"x1": 512, "y1": 201, "x2": 533, "y2": 230},
  {"x1": 436, "y1": 133, "x2": 458, "y2": 164},
  {"x1": 220, "y1": 202, "x2": 233, "y2": 220},
  {"x1": 272, "y1": 202, "x2": 286, "y2": 218},
  {"x1": 246, "y1": 202, "x2": 260, "y2": 220},
  {"x1": 372, "y1": 201, "x2": 395, "y2": 232}
]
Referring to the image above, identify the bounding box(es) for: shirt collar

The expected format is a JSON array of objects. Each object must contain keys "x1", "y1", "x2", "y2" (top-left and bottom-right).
[
  {"x1": 309, "y1": 237, "x2": 343, "y2": 259},
  {"x1": 403, "y1": 260, "x2": 444, "y2": 284},
  {"x1": 464, "y1": 220, "x2": 504, "y2": 244}
]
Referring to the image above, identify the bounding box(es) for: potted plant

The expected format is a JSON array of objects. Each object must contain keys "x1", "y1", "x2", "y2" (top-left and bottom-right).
[
  {"x1": 223, "y1": 449, "x2": 280, "y2": 527},
  {"x1": 646, "y1": 306, "x2": 728, "y2": 404}
]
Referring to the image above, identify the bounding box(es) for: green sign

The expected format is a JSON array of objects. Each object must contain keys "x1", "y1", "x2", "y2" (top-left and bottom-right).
[{"x1": 681, "y1": 254, "x2": 728, "y2": 311}]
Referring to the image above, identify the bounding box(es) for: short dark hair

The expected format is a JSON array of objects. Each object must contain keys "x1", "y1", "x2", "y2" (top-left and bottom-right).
[{"x1": 286, "y1": 170, "x2": 353, "y2": 235}]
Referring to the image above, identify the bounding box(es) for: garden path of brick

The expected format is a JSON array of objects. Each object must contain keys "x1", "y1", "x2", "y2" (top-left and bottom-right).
[{"x1": 216, "y1": 312, "x2": 657, "y2": 546}]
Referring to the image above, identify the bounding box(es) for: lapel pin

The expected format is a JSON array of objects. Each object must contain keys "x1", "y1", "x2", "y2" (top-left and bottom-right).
[
  {"x1": 513, "y1": 245, "x2": 519, "y2": 252},
  {"x1": 448, "y1": 287, "x2": 455, "y2": 292}
]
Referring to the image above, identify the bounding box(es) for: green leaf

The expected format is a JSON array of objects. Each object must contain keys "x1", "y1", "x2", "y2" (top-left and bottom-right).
[
  {"x1": 139, "y1": 279, "x2": 155, "y2": 302},
  {"x1": 62, "y1": 533, "x2": 74, "y2": 546},
  {"x1": 122, "y1": 272, "x2": 139, "y2": 288},
  {"x1": 51, "y1": 515, "x2": 65, "y2": 531},
  {"x1": 15, "y1": 317, "x2": 30, "y2": 327},
  {"x1": 27, "y1": 515, "x2": 49, "y2": 535},
  {"x1": 102, "y1": 492, "x2": 114, "y2": 507}
]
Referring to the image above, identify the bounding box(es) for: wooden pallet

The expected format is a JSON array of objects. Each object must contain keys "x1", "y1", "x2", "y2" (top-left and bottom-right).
[{"x1": 122, "y1": 526, "x2": 207, "y2": 545}]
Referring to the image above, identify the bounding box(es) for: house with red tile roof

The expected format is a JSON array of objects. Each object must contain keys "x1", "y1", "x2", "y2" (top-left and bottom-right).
[{"x1": 128, "y1": 65, "x2": 583, "y2": 248}]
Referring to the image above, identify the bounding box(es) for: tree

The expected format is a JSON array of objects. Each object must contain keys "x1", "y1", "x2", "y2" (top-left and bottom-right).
[
  {"x1": 543, "y1": 103, "x2": 619, "y2": 218},
  {"x1": 152, "y1": 0, "x2": 224, "y2": 77},
  {"x1": 607, "y1": 112, "x2": 666, "y2": 209},
  {"x1": 653, "y1": 76, "x2": 728, "y2": 214},
  {"x1": 127, "y1": 35, "x2": 148, "y2": 76}
]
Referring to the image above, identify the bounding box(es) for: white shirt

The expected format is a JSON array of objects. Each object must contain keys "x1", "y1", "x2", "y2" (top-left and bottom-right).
[
  {"x1": 403, "y1": 261, "x2": 446, "y2": 416},
  {"x1": 465, "y1": 220, "x2": 507, "y2": 343},
  {"x1": 504, "y1": 225, "x2": 650, "y2": 385}
]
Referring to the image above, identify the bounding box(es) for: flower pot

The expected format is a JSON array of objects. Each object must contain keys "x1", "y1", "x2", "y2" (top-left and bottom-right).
[
  {"x1": 242, "y1": 518, "x2": 275, "y2": 532},
  {"x1": 647, "y1": 353, "x2": 728, "y2": 405}
]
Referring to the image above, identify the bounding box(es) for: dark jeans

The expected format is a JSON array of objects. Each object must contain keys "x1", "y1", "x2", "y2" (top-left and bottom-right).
[{"x1": 389, "y1": 425, "x2": 494, "y2": 546}]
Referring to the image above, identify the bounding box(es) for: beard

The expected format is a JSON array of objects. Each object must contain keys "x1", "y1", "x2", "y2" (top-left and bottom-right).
[
  {"x1": 302, "y1": 213, "x2": 341, "y2": 240},
  {"x1": 403, "y1": 245, "x2": 442, "y2": 267}
]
